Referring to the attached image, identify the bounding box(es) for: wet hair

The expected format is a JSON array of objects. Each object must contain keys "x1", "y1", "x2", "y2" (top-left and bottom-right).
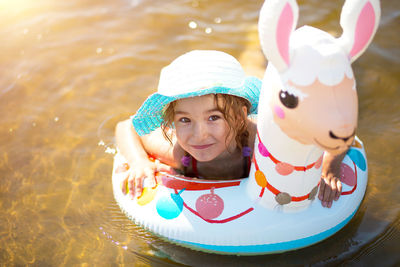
[{"x1": 161, "y1": 94, "x2": 251, "y2": 151}]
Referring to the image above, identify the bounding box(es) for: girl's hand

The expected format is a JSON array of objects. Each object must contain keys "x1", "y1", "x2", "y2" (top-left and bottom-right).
[
  {"x1": 318, "y1": 150, "x2": 347, "y2": 208},
  {"x1": 121, "y1": 158, "x2": 175, "y2": 199}
]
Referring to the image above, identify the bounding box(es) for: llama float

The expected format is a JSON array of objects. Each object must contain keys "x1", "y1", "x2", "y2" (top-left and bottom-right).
[{"x1": 112, "y1": 0, "x2": 380, "y2": 255}]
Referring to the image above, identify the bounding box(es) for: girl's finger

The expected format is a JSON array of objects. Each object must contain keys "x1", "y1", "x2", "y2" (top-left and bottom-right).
[
  {"x1": 322, "y1": 178, "x2": 332, "y2": 203},
  {"x1": 128, "y1": 174, "x2": 136, "y2": 199},
  {"x1": 144, "y1": 168, "x2": 157, "y2": 188},
  {"x1": 121, "y1": 174, "x2": 128, "y2": 195},
  {"x1": 135, "y1": 175, "x2": 143, "y2": 198},
  {"x1": 335, "y1": 180, "x2": 342, "y2": 201},
  {"x1": 318, "y1": 178, "x2": 326, "y2": 201},
  {"x1": 325, "y1": 179, "x2": 337, "y2": 208},
  {"x1": 328, "y1": 179, "x2": 338, "y2": 202}
]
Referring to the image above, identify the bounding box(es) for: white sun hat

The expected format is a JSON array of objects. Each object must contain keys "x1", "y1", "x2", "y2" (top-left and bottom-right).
[{"x1": 132, "y1": 50, "x2": 261, "y2": 136}]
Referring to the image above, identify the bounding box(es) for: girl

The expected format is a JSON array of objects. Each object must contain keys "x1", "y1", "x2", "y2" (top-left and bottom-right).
[
  {"x1": 116, "y1": 50, "x2": 260, "y2": 198},
  {"x1": 115, "y1": 50, "x2": 345, "y2": 208}
]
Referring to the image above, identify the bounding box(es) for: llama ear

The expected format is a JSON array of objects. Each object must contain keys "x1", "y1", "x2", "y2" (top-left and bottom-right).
[
  {"x1": 339, "y1": 0, "x2": 381, "y2": 63},
  {"x1": 258, "y1": 0, "x2": 298, "y2": 72}
]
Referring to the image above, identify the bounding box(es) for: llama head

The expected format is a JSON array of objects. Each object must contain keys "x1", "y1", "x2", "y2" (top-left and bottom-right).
[{"x1": 258, "y1": 0, "x2": 380, "y2": 155}]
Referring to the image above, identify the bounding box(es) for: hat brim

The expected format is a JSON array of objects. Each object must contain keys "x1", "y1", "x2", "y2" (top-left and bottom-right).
[{"x1": 132, "y1": 76, "x2": 261, "y2": 136}]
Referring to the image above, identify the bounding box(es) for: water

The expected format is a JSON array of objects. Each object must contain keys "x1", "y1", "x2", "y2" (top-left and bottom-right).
[{"x1": 0, "y1": 0, "x2": 399, "y2": 265}]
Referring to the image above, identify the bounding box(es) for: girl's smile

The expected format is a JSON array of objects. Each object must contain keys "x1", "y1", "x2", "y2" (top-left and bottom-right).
[{"x1": 191, "y1": 144, "x2": 214, "y2": 150}]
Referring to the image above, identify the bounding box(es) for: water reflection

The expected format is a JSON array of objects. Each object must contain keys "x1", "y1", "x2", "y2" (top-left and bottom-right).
[{"x1": 0, "y1": 0, "x2": 399, "y2": 265}]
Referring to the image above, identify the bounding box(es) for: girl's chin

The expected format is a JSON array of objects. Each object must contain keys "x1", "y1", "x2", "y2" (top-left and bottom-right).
[
  {"x1": 189, "y1": 150, "x2": 218, "y2": 162},
  {"x1": 192, "y1": 154, "x2": 215, "y2": 162}
]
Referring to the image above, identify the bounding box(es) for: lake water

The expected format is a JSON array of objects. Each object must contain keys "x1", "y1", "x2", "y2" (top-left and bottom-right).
[{"x1": 0, "y1": 0, "x2": 399, "y2": 266}]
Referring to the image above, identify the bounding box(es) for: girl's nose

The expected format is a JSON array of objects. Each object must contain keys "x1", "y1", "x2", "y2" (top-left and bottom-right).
[{"x1": 193, "y1": 122, "x2": 208, "y2": 141}]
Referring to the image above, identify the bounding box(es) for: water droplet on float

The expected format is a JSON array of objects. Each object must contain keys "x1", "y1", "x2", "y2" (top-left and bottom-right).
[
  {"x1": 214, "y1": 17, "x2": 222, "y2": 24},
  {"x1": 205, "y1": 27, "x2": 212, "y2": 34},
  {"x1": 96, "y1": 47, "x2": 103, "y2": 54}
]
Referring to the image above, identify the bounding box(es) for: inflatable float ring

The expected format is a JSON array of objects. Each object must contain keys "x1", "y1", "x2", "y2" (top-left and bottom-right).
[{"x1": 112, "y1": 137, "x2": 368, "y2": 255}]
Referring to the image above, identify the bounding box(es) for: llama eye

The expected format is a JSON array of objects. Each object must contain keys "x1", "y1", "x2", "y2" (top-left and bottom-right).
[{"x1": 279, "y1": 90, "x2": 299, "y2": 109}]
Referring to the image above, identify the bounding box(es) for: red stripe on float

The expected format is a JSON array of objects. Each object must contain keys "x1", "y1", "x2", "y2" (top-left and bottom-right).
[{"x1": 161, "y1": 174, "x2": 241, "y2": 191}]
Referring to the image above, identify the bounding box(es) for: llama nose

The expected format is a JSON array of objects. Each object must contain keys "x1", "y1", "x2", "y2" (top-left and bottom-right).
[{"x1": 329, "y1": 130, "x2": 355, "y2": 142}]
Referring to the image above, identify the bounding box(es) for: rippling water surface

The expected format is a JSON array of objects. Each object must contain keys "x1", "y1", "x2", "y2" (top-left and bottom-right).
[{"x1": 1, "y1": 0, "x2": 399, "y2": 265}]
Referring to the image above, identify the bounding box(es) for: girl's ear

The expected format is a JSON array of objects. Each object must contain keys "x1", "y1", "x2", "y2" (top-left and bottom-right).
[
  {"x1": 242, "y1": 105, "x2": 248, "y2": 117},
  {"x1": 338, "y1": 0, "x2": 381, "y2": 63},
  {"x1": 258, "y1": 0, "x2": 299, "y2": 72}
]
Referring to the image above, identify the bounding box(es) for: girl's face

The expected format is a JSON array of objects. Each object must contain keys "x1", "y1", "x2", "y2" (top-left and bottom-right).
[{"x1": 173, "y1": 95, "x2": 236, "y2": 162}]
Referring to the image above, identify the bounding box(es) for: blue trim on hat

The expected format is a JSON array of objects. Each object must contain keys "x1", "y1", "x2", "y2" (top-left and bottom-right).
[{"x1": 132, "y1": 77, "x2": 261, "y2": 136}]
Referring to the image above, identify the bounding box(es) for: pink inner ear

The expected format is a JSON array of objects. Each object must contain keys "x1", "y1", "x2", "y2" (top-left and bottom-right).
[
  {"x1": 276, "y1": 2, "x2": 293, "y2": 66},
  {"x1": 349, "y1": 1, "x2": 375, "y2": 59}
]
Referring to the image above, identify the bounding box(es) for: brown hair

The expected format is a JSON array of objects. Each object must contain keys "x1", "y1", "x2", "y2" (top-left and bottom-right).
[{"x1": 161, "y1": 94, "x2": 251, "y2": 151}]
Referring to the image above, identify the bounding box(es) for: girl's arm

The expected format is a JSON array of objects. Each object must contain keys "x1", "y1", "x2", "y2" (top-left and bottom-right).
[
  {"x1": 115, "y1": 119, "x2": 183, "y2": 198},
  {"x1": 318, "y1": 149, "x2": 348, "y2": 208}
]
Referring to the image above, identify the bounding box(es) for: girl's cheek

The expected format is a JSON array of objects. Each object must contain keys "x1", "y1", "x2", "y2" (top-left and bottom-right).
[
  {"x1": 274, "y1": 105, "x2": 285, "y2": 119},
  {"x1": 176, "y1": 125, "x2": 192, "y2": 140}
]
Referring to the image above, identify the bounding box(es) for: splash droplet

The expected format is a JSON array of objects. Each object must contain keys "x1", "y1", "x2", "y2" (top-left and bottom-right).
[
  {"x1": 214, "y1": 17, "x2": 222, "y2": 24},
  {"x1": 188, "y1": 21, "x2": 197, "y2": 29}
]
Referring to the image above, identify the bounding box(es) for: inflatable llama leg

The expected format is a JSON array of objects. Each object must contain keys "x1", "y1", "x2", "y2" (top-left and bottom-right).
[{"x1": 247, "y1": 0, "x2": 380, "y2": 211}]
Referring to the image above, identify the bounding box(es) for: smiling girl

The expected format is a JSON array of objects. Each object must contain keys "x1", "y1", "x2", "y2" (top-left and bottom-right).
[{"x1": 116, "y1": 50, "x2": 260, "y2": 198}]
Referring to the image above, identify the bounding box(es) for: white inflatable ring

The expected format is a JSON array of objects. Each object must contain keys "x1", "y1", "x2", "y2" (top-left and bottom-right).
[{"x1": 112, "y1": 137, "x2": 367, "y2": 255}]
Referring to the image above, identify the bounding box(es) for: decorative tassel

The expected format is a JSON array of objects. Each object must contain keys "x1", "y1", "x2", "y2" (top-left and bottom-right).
[
  {"x1": 181, "y1": 155, "x2": 191, "y2": 167},
  {"x1": 242, "y1": 146, "x2": 252, "y2": 157}
]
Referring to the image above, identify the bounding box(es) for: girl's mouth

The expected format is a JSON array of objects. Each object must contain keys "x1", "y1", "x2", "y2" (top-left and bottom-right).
[{"x1": 191, "y1": 144, "x2": 213, "y2": 150}]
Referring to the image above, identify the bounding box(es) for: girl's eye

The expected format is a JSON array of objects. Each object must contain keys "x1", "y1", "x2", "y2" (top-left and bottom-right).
[
  {"x1": 178, "y1": 117, "x2": 190, "y2": 123},
  {"x1": 279, "y1": 90, "x2": 299, "y2": 109},
  {"x1": 208, "y1": 115, "x2": 220, "y2": 121}
]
